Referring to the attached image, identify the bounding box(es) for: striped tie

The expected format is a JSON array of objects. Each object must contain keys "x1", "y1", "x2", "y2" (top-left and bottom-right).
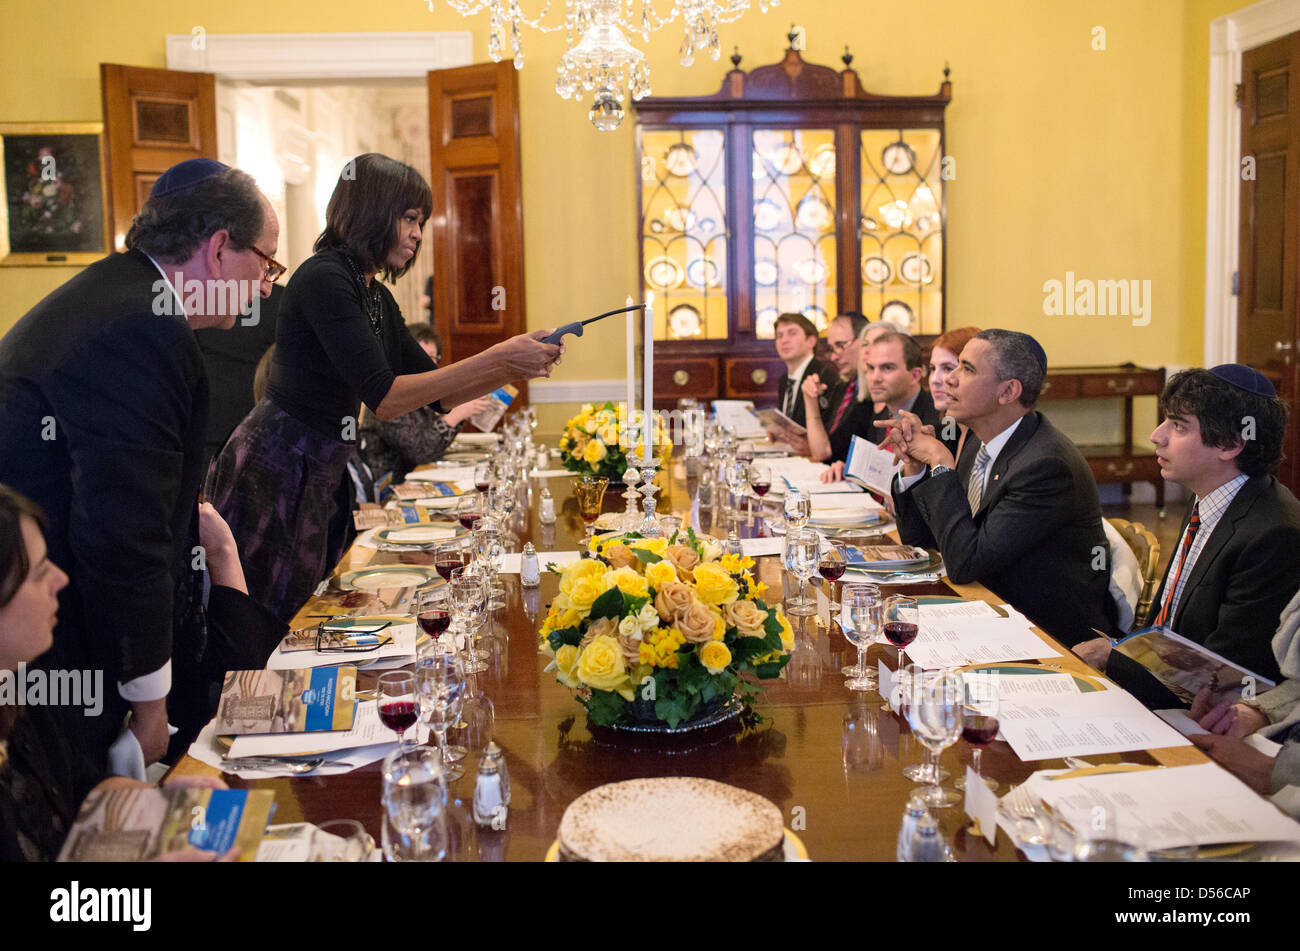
[
  {"x1": 830, "y1": 379, "x2": 856, "y2": 431},
  {"x1": 1153, "y1": 504, "x2": 1201, "y2": 629},
  {"x1": 966, "y1": 445, "x2": 990, "y2": 515}
]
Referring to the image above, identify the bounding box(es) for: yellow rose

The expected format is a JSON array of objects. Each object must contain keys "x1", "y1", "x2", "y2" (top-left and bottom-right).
[
  {"x1": 628, "y1": 536, "x2": 669, "y2": 557},
  {"x1": 576, "y1": 635, "x2": 634, "y2": 699},
  {"x1": 603, "y1": 565, "x2": 649, "y2": 598},
  {"x1": 579, "y1": 403, "x2": 595, "y2": 415},
  {"x1": 698, "y1": 641, "x2": 732, "y2": 675},
  {"x1": 724, "y1": 600, "x2": 769, "y2": 638},
  {"x1": 643, "y1": 559, "x2": 678, "y2": 591},
  {"x1": 583, "y1": 438, "x2": 607, "y2": 464},
  {"x1": 559, "y1": 557, "x2": 606, "y2": 594},
  {"x1": 774, "y1": 609, "x2": 794, "y2": 649},
  {"x1": 554, "y1": 644, "x2": 582, "y2": 687},
  {"x1": 582, "y1": 416, "x2": 601, "y2": 435},
  {"x1": 568, "y1": 575, "x2": 605, "y2": 614},
  {"x1": 692, "y1": 562, "x2": 740, "y2": 606}
]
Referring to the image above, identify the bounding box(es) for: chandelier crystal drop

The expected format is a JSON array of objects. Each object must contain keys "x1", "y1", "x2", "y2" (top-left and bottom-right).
[{"x1": 423, "y1": 0, "x2": 773, "y2": 130}]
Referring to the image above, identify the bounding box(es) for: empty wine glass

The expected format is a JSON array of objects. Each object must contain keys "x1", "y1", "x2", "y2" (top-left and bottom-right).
[
  {"x1": 840, "y1": 581, "x2": 881, "y2": 676},
  {"x1": 726, "y1": 460, "x2": 749, "y2": 521},
  {"x1": 784, "y1": 487, "x2": 810, "y2": 531},
  {"x1": 416, "y1": 652, "x2": 467, "y2": 782},
  {"x1": 955, "y1": 673, "x2": 1000, "y2": 792},
  {"x1": 1071, "y1": 802, "x2": 1148, "y2": 861},
  {"x1": 783, "y1": 528, "x2": 819, "y2": 617},
  {"x1": 377, "y1": 671, "x2": 418, "y2": 751},
  {"x1": 381, "y1": 747, "x2": 449, "y2": 862},
  {"x1": 906, "y1": 670, "x2": 963, "y2": 809},
  {"x1": 451, "y1": 568, "x2": 488, "y2": 674},
  {"x1": 842, "y1": 584, "x2": 880, "y2": 690},
  {"x1": 899, "y1": 664, "x2": 949, "y2": 786},
  {"x1": 310, "y1": 820, "x2": 375, "y2": 862}
]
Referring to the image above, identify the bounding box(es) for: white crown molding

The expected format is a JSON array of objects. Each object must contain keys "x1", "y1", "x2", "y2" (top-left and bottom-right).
[
  {"x1": 1204, "y1": 0, "x2": 1300, "y2": 367},
  {"x1": 165, "y1": 32, "x2": 473, "y2": 81},
  {"x1": 528, "y1": 379, "x2": 628, "y2": 403}
]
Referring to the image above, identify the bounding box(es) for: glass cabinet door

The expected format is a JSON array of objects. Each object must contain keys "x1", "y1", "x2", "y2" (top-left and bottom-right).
[
  {"x1": 640, "y1": 129, "x2": 729, "y2": 341},
  {"x1": 750, "y1": 128, "x2": 837, "y2": 339},
  {"x1": 859, "y1": 128, "x2": 944, "y2": 336}
]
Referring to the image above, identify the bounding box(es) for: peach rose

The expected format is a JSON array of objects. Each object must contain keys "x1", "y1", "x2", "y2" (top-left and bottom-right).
[
  {"x1": 602, "y1": 543, "x2": 639, "y2": 570},
  {"x1": 654, "y1": 581, "x2": 695, "y2": 621},
  {"x1": 663, "y1": 544, "x2": 701, "y2": 577},
  {"x1": 724, "y1": 600, "x2": 770, "y2": 638},
  {"x1": 579, "y1": 616, "x2": 619, "y2": 648},
  {"x1": 677, "y1": 600, "x2": 719, "y2": 644}
]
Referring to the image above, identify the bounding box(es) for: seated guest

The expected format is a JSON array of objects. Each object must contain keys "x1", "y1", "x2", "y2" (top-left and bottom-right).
[
  {"x1": 928, "y1": 325, "x2": 981, "y2": 459},
  {"x1": 0, "y1": 158, "x2": 279, "y2": 771},
  {"x1": 195, "y1": 283, "x2": 283, "y2": 473},
  {"x1": 1074, "y1": 366, "x2": 1300, "y2": 704},
  {"x1": 1186, "y1": 589, "x2": 1300, "y2": 816},
  {"x1": 881, "y1": 329, "x2": 1117, "y2": 646},
  {"x1": 813, "y1": 329, "x2": 942, "y2": 472},
  {"x1": 358, "y1": 324, "x2": 495, "y2": 485},
  {"x1": 775, "y1": 312, "x2": 864, "y2": 457},
  {"x1": 0, "y1": 486, "x2": 233, "y2": 861},
  {"x1": 770, "y1": 313, "x2": 839, "y2": 430}
]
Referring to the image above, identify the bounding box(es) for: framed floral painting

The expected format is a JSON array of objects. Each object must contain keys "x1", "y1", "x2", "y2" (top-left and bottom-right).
[{"x1": 0, "y1": 122, "x2": 110, "y2": 265}]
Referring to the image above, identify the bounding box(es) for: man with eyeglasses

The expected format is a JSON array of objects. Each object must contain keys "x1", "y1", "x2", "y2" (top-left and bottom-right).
[{"x1": 0, "y1": 158, "x2": 283, "y2": 783}]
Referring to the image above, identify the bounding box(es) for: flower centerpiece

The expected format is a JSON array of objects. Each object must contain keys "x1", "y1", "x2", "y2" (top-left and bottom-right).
[
  {"x1": 557, "y1": 401, "x2": 669, "y2": 483},
  {"x1": 537, "y1": 528, "x2": 794, "y2": 730}
]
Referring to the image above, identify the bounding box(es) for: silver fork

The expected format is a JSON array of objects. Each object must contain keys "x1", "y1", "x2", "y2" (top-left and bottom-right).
[{"x1": 1002, "y1": 784, "x2": 1049, "y2": 846}]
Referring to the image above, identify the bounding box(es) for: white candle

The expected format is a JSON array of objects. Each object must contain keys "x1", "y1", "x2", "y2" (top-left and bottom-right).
[
  {"x1": 643, "y1": 291, "x2": 654, "y2": 459},
  {"x1": 624, "y1": 294, "x2": 635, "y2": 448}
]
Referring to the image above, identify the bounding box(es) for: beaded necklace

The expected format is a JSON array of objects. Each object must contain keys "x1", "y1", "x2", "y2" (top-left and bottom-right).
[{"x1": 342, "y1": 250, "x2": 383, "y2": 336}]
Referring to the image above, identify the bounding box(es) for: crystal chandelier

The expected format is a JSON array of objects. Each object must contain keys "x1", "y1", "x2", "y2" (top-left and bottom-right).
[{"x1": 425, "y1": 0, "x2": 778, "y2": 130}]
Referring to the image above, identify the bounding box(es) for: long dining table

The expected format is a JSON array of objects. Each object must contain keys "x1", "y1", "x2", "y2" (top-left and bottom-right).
[{"x1": 171, "y1": 451, "x2": 1208, "y2": 862}]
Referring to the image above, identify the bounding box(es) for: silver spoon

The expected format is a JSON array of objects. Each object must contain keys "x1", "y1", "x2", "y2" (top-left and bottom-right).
[{"x1": 223, "y1": 757, "x2": 327, "y2": 774}]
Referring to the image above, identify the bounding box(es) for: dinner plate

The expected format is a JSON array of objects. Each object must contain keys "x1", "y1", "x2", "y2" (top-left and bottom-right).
[
  {"x1": 772, "y1": 143, "x2": 803, "y2": 175},
  {"x1": 807, "y1": 508, "x2": 886, "y2": 528},
  {"x1": 664, "y1": 142, "x2": 696, "y2": 177},
  {"x1": 452, "y1": 433, "x2": 502, "y2": 447},
  {"x1": 881, "y1": 140, "x2": 916, "y2": 175},
  {"x1": 754, "y1": 258, "x2": 779, "y2": 286},
  {"x1": 878, "y1": 199, "x2": 912, "y2": 230},
  {"x1": 809, "y1": 143, "x2": 835, "y2": 179},
  {"x1": 686, "y1": 257, "x2": 720, "y2": 288},
  {"x1": 645, "y1": 256, "x2": 684, "y2": 290},
  {"x1": 879, "y1": 299, "x2": 915, "y2": 331},
  {"x1": 861, "y1": 255, "x2": 892, "y2": 287},
  {"x1": 899, "y1": 252, "x2": 933, "y2": 285},
  {"x1": 795, "y1": 195, "x2": 832, "y2": 231},
  {"x1": 755, "y1": 307, "x2": 779, "y2": 337},
  {"x1": 753, "y1": 197, "x2": 783, "y2": 232},
  {"x1": 668, "y1": 303, "x2": 703, "y2": 339},
  {"x1": 543, "y1": 827, "x2": 809, "y2": 862},
  {"x1": 336, "y1": 565, "x2": 442, "y2": 593},
  {"x1": 373, "y1": 524, "x2": 465, "y2": 545}
]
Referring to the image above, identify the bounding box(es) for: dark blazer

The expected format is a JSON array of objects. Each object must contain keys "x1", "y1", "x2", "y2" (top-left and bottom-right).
[
  {"x1": 775, "y1": 356, "x2": 839, "y2": 428},
  {"x1": 892, "y1": 411, "x2": 1118, "y2": 647},
  {"x1": 0, "y1": 249, "x2": 209, "y2": 776},
  {"x1": 1106, "y1": 475, "x2": 1300, "y2": 707},
  {"x1": 828, "y1": 386, "x2": 942, "y2": 464}
]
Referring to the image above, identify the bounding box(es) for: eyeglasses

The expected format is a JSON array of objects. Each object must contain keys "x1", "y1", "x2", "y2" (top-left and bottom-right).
[
  {"x1": 829, "y1": 338, "x2": 854, "y2": 353},
  {"x1": 248, "y1": 245, "x2": 287, "y2": 283}
]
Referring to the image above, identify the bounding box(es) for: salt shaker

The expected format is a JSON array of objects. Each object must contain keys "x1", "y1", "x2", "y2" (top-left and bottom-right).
[
  {"x1": 520, "y1": 542, "x2": 541, "y2": 588},
  {"x1": 723, "y1": 530, "x2": 744, "y2": 557},
  {"x1": 473, "y1": 741, "x2": 510, "y2": 829},
  {"x1": 538, "y1": 486, "x2": 556, "y2": 524},
  {"x1": 535, "y1": 446, "x2": 549, "y2": 471},
  {"x1": 897, "y1": 800, "x2": 928, "y2": 862}
]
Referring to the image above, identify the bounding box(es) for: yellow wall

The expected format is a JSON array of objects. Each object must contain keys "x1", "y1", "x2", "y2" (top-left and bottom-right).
[{"x1": 0, "y1": 0, "x2": 1260, "y2": 441}]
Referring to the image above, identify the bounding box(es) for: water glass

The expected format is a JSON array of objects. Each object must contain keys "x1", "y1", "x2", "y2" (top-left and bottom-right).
[
  {"x1": 381, "y1": 747, "x2": 449, "y2": 862},
  {"x1": 783, "y1": 528, "x2": 819, "y2": 616},
  {"x1": 783, "y1": 488, "x2": 810, "y2": 530},
  {"x1": 310, "y1": 820, "x2": 375, "y2": 862},
  {"x1": 905, "y1": 671, "x2": 963, "y2": 809},
  {"x1": 842, "y1": 584, "x2": 880, "y2": 690},
  {"x1": 416, "y1": 653, "x2": 468, "y2": 782}
]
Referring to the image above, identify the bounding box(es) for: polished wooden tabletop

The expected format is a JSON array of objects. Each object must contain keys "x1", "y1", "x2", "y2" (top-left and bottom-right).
[{"x1": 174, "y1": 455, "x2": 1205, "y2": 862}]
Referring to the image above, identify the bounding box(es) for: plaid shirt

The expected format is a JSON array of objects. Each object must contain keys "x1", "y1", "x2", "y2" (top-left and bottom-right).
[{"x1": 1164, "y1": 473, "x2": 1249, "y2": 625}]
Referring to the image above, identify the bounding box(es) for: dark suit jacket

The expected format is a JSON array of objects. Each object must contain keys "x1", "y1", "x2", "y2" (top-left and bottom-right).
[
  {"x1": 195, "y1": 283, "x2": 282, "y2": 471},
  {"x1": 892, "y1": 411, "x2": 1118, "y2": 647},
  {"x1": 0, "y1": 249, "x2": 209, "y2": 775},
  {"x1": 1106, "y1": 475, "x2": 1300, "y2": 707},
  {"x1": 776, "y1": 356, "x2": 839, "y2": 428}
]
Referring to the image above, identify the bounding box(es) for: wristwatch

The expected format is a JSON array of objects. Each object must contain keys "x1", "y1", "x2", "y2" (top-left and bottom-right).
[{"x1": 930, "y1": 465, "x2": 952, "y2": 477}]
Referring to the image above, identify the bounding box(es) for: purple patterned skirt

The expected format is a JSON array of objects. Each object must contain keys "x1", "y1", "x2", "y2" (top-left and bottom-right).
[{"x1": 206, "y1": 398, "x2": 355, "y2": 623}]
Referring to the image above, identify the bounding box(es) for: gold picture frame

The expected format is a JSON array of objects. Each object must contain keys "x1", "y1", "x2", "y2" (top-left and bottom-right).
[{"x1": 0, "y1": 121, "x2": 111, "y2": 266}]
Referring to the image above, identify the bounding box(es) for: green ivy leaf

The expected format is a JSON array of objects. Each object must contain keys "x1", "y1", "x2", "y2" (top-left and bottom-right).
[
  {"x1": 630, "y1": 548, "x2": 663, "y2": 564},
  {"x1": 585, "y1": 689, "x2": 628, "y2": 726},
  {"x1": 588, "y1": 587, "x2": 625, "y2": 622},
  {"x1": 755, "y1": 655, "x2": 791, "y2": 679},
  {"x1": 547, "y1": 626, "x2": 583, "y2": 651}
]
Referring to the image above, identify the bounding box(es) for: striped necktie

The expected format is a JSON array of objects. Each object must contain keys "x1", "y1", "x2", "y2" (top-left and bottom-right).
[
  {"x1": 830, "y1": 379, "x2": 856, "y2": 431},
  {"x1": 966, "y1": 445, "x2": 990, "y2": 515},
  {"x1": 1153, "y1": 503, "x2": 1201, "y2": 629}
]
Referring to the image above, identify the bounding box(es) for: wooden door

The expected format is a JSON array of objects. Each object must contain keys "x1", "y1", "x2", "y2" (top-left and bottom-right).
[
  {"x1": 427, "y1": 62, "x2": 526, "y2": 401},
  {"x1": 100, "y1": 64, "x2": 217, "y2": 251},
  {"x1": 1238, "y1": 32, "x2": 1300, "y2": 493}
]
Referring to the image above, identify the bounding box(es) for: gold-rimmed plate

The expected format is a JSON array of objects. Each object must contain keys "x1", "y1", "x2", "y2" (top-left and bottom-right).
[{"x1": 335, "y1": 565, "x2": 442, "y2": 593}]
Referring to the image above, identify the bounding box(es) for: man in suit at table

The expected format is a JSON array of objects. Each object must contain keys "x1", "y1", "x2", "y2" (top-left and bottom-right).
[
  {"x1": 1073, "y1": 366, "x2": 1300, "y2": 707},
  {"x1": 0, "y1": 159, "x2": 279, "y2": 778},
  {"x1": 881, "y1": 329, "x2": 1118, "y2": 647},
  {"x1": 768, "y1": 313, "x2": 840, "y2": 432}
]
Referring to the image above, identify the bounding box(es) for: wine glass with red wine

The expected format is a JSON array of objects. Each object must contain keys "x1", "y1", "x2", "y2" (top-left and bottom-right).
[
  {"x1": 416, "y1": 587, "x2": 453, "y2": 654},
  {"x1": 377, "y1": 671, "x2": 419, "y2": 751},
  {"x1": 882, "y1": 595, "x2": 919, "y2": 670},
  {"x1": 456, "y1": 495, "x2": 484, "y2": 532},
  {"x1": 748, "y1": 464, "x2": 771, "y2": 509},
  {"x1": 473, "y1": 463, "x2": 493, "y2": 495},
  {"x1": 818, "y1": 539, "x2": 847, "y2": 606},
  {"x1": 434, "y1": 541, "x2": 470, "y2": 582},
  {"x1": 955, "y1": 674, "x2": 1000, "y2": 791}
]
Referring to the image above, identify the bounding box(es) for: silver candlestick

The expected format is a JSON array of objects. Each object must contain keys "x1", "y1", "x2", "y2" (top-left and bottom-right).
[
  {"x1": 620, "y1": 465, "x2": 643, "y2": 530},
  {"x1": 633, "y1": 451, "x2": 663, "y2": 537}
]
